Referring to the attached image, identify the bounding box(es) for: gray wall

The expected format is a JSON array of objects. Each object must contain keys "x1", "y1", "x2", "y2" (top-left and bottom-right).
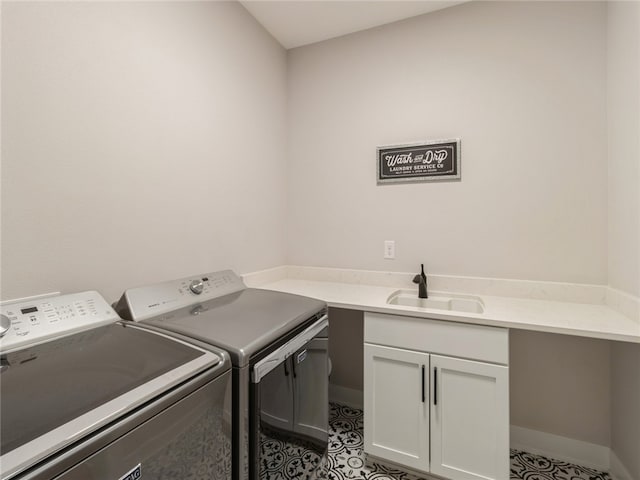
[
  {"x1": 510, "y1": 331, "x2": 611, "y2": 447},
  {"x1": 607, "y1": 2, "x2": 640, "y2": 478},
  {"x1": 329, "y1": 308, "x2": 364, "y2": 392},
  {"x1": 1, "y1": 1, "x2": 288, "y2": 301},
  {"x1": 607, "y1": 1, "x2": 640, "y2": 299},
  {"x1": 610, "y1": 342, "x2": 640, "y2": 480},
  {"x1": 286, "y1": 1, "x2": 608, "y2": 285}
]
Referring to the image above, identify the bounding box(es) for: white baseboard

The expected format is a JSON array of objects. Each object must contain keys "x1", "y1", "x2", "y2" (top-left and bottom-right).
[
  {"x1": 610, "y1": 450, "x2": 635, "y2": 480},
  {"x1": 329, "y1": 384, "x2": 363, "y2": 409},
  {"x1": 510, "y1": 425, "x2": 610, "y2": 472}
]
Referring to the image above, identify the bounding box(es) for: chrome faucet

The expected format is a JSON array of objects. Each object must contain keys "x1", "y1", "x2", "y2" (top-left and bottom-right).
[{"x1": 412, "y1": 264, "x2": 428, "y2": 298}]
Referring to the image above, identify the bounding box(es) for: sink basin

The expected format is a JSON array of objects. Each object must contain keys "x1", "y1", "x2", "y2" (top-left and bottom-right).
[{"x1": 387, "y1": 290, "x2": 485, "y2": 314}]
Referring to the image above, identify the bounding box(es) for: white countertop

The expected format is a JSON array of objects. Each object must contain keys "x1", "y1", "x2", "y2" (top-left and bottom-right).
[{"x1": 254, "y1": 276, "x2": 640, "y2": 343}]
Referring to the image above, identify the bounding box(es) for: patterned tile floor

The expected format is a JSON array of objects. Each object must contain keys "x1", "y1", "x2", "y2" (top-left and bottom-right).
[{"x1": 328, "y1": 403, "x2": 612, "y2": 480}]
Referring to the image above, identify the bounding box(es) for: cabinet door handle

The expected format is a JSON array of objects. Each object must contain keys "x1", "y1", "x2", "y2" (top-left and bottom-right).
[
  {"x1": 421, "y1": 365, "x2": 425, "y2": 403},
  {"x1": 433, "y1": 367, "x2": 438, "y2": 406},
  {"x1": 291, "y1": 357, "x2": 297, "y2": 378},
  {"x1": 284, "y1": 358, "x2": 289, "y2": 376}
]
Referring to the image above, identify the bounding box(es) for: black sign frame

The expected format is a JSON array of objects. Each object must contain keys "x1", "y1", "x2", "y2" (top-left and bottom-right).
[{"x1": 377, "y1": 139, "x2": 461, "y2": 184}]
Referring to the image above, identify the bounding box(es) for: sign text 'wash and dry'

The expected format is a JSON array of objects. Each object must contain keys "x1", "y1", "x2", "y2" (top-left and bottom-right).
[{"x1": 377, "y1": 139, "x2": 461, "y2": 184}]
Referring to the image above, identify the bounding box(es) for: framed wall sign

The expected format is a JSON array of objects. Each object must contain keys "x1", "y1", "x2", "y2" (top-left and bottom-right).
[{"x1": 377, "y1": 139, "x2": 461, "y2": 184}]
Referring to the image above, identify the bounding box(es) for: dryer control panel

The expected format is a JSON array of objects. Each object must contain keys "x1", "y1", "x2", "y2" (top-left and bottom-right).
[
  {"x1": 115, "y1": 270, "x2": 246, "y2": 322},
  {"x1": 0, "y1": 291, "x2": 119, "y2": 353}
]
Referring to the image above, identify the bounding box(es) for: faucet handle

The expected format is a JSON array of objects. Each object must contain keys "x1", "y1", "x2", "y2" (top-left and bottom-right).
[{"x1": 413, "y1": 268, "x2": 429, "y2": 299}]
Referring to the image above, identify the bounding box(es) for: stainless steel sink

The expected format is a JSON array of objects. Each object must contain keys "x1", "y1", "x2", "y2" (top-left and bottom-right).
[{"x1": 387, "y1": 290, "x2": 485, "y2": 314}]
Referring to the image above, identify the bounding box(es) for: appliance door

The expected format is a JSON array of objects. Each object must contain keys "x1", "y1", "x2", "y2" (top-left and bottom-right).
[
  {"x1": 1, "y1": 323, "x2": 230, "y2": 480},
  {"x1": 24, "y1": 369, "x2": 232, "y2": 480},
  {"x1": 252, "y1": 316, "x2": 329, "y2": 480}
]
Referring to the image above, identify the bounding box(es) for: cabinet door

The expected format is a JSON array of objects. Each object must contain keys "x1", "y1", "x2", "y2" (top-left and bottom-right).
[
  {"x1": 430, "y1": 355, "x2": 509, "y2": 480},
  {"x1": 293, "y1": 336, "x2": 329, "y2": 442},
  {"x1": 364, "y1": 344, "x2": 429, "y2": 472}
]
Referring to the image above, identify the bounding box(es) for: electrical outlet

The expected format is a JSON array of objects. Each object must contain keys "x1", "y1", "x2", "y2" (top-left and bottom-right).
[{"x1": 384, "y1": 240, "x2": 395, "y2": 259}]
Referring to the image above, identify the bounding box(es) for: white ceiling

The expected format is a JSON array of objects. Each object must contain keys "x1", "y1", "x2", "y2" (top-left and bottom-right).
[{"x1": 239, "y1": 1, "x2": 467, "y2": 49}]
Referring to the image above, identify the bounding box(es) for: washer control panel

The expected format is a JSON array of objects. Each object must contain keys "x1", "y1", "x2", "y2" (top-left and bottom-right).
[
  {"x1": 0, "y1": 291, "x2": 119, "y2": 353},
  {"x1": 115, "y1": 270, "x2": 246, "y2": 322}
]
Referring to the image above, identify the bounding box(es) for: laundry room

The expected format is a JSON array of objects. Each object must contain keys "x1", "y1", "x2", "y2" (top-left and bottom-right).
[{"x1": 1, "y1": 2, "x2": 639, "y2": 480}]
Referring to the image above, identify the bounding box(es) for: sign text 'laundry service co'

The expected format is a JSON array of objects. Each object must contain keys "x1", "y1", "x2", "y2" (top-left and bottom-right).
[{"x1": 377, "y1": 139, "x2": 461, "y2": 184}]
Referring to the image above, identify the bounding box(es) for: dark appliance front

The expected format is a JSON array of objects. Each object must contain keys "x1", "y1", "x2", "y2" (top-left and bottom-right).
[{"x1": 251, "y1": 321, "x2": 329, "y2": 480}]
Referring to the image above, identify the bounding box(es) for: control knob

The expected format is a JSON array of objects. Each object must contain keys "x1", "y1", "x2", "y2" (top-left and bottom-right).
[
  {"x1": 0, "y1": 314, "x2": 11, "y2": 338},
  {"x1": 189, "y1": 279, "x2": 204, "y2": 295}
]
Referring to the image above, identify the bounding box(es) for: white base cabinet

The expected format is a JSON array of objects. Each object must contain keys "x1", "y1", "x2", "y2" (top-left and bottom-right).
[
  {"x1": 364, "y1": 312, "x2": 509, "y2": 480},
  {"x1": 364, "y1": 344, "x2": 430, "y2": 472},
  {"x1": 430, "y1": 354, "x2": 509, "y2": 480}
]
